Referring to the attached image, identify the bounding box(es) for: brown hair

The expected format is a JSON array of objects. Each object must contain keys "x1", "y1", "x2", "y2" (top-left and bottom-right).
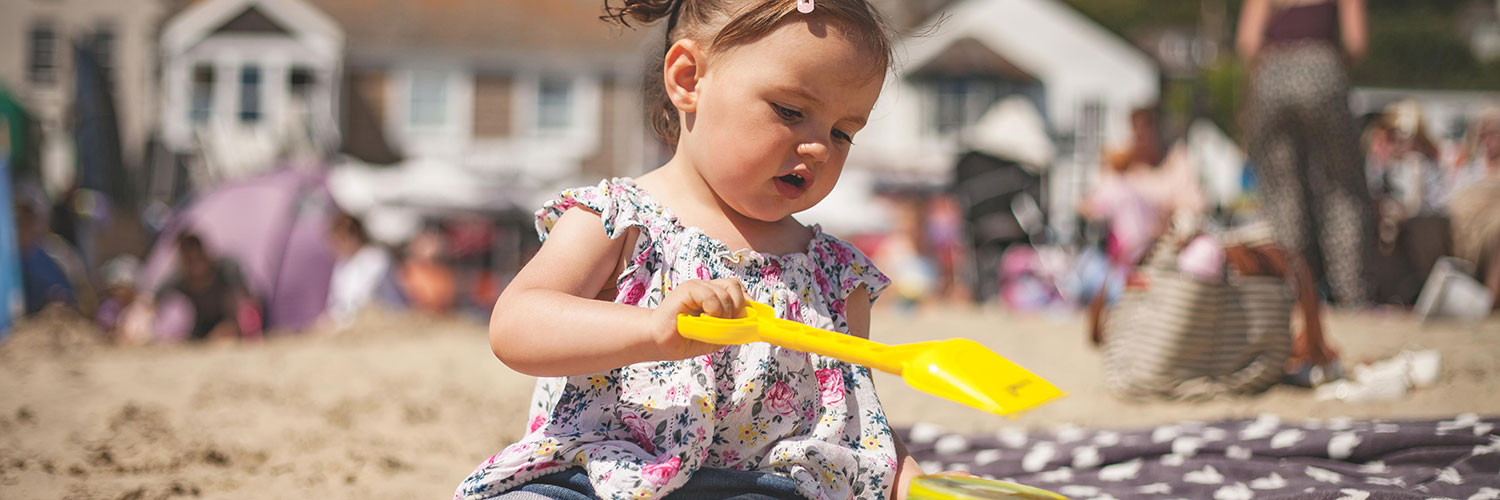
[
  {"x1": 330, "y1": 211, "x2": 370, "y2": 245},
  {"x1": 603, "y1": 0, "x2": 894, "y2": 144}
]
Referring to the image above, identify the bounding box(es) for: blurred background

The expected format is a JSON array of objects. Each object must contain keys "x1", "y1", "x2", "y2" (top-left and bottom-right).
[{"x1": 0, "y1": 0, "x2": 1497, "y2": 498}]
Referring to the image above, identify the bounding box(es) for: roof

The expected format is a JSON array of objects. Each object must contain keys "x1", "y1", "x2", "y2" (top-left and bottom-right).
[
  {"x1": 908, "y1": 37, "x2": 1036, "y2": 81},
  {"x1": 162, "y1": 0, "x2": 656, "y2": 66},
  {"x1": 304, "y1": 0, "x2": 654, "y2": 61},
  {"x1": 900, "y1": 0, "x2": 1159, "y2": 131},
  {"x1": 161, "y1": 0, "x2": 344, "y2": 60}
]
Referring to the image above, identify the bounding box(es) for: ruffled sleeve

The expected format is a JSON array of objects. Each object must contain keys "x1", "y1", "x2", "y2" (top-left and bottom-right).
[
  {"x1": 534, "y1": 179, "x2": 647, "y2": 242},
  {"x1": 822, "y1": 236, "x2": 890, "y2": 304}
]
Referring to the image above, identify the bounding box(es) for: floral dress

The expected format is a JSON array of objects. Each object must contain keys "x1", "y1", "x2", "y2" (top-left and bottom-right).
[{"x1": 456, "y1": 178, "x2": 896, "y2": 500}]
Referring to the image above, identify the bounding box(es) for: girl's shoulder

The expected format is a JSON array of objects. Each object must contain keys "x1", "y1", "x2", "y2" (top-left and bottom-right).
[
  {"x1": 535, "y1": 177, "x2": 667, "y2": 242},
  {"x1": 788, "y1": 227, "x2": 892, "y2": 303}
]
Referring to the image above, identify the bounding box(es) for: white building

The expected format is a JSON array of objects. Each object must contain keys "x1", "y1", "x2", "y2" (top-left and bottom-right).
[
  {"x1": 0, "y1": 0, "x2": 168, "y2": 196},
  {"x1": 837, "y1": 0, "x2": 1160, "y2": 239},
  {"x1": 155, "y1": 0, "x2": 655, "y2": 198},
  {"x1": 158, "y1": 0, "x2": 344, "y2": 184}
]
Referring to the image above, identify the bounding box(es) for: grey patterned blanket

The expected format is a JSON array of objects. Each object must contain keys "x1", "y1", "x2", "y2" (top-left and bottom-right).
[{"x1": 898, "y1": 415, "x2": 1500, "y2": 499}]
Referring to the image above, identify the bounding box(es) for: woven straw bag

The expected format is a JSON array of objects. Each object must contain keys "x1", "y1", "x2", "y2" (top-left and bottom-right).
[{"x1": 1099, "y1": 236, "x2": 1294, "y2": 400}]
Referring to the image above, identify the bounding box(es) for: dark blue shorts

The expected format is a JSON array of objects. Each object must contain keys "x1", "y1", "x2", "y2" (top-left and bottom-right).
[{"x1": 494, "y1": 467, "x2": 806, "y2": 500}]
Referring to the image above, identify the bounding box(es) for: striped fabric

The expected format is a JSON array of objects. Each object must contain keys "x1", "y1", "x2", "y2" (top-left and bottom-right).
[{"x1": 1101, "y1": 238, "x2": 1294, "y2": 400}]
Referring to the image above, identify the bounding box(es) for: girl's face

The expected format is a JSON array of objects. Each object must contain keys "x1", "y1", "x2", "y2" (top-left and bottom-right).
[{"x1": 680, "y1": 18, "x2": 884, "y2": 223}]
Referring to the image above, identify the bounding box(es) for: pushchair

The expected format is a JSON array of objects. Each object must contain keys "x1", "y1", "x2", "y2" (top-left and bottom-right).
[{"x1": 950, "y1": 150, "x2": 1048, "y2": 304}]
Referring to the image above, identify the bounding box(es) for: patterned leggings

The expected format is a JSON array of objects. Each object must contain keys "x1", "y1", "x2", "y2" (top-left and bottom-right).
[{"x1": 1246, "y1": 42, "x2": 1374, "y2": 305}]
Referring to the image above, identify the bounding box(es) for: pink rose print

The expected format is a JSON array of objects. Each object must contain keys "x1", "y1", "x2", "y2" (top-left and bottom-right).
[
  {"x1": 813, "y1": 268, "x2": 832, "y2": 293},
  {"x1": 765, "y1": 380, "x2": 796, "y2": 416},
  {"x1": 640, "y1": 456, "x2": 682, "y2": 485},
  {"x1": 621, "y1": 412, "x2": 657, "y2": 454},
  {"x1": 831, "y1": 298, "x2": 846, "y2": 318},
  {"x1": 495, "y1": 442, "x2": 535, "y2": 463},
  {"x1": 529, "y1": 415, "x2": 547, "y2": 433},
  {"x1": 696, "y1": 264, "x2": 712, "y2": 280},
  {"x1": 621, "y1": 278, "x2": 648, "y2": 305},
  {"x1": 834, "y1": 243, "x2": 854, "y2": 263},
  {"x1": 817, "y1": 368, "x2": 845, "y2": 405},
  {"x1": 761, "y1": 263, "x2": 782, "y2": 286}
]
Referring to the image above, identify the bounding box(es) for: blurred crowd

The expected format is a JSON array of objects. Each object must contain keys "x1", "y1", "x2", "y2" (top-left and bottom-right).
[
  {"x1": 865, "y1": 98, "x2": 1500, "y2": 315},
  {"x1": 8, "y1": 177, "x2": 518, "y2": 343}
]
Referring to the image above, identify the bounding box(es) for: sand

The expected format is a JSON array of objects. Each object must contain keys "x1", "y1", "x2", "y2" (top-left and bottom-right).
[{"x1": 1, "y1": 305, "x2": 1496, "y2": 499}]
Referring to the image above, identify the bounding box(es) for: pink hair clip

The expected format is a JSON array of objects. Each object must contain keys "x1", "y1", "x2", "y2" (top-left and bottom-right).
[{"x1": 797, "y1": 0, "x2": 814, "y2": 14}]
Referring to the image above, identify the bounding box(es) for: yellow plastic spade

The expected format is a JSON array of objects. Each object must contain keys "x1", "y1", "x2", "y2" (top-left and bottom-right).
[
  {"x1": 908, "y1": 475, "x2": 1070, "y2": 500},
  {"x1": 677, "y1": 301, "x2": 1064, "y2": 417}
]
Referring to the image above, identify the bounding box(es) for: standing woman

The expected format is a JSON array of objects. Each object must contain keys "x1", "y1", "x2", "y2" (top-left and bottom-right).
[{"x1": 1238, "y1": 0, "x2": 1373, "y2": 305}]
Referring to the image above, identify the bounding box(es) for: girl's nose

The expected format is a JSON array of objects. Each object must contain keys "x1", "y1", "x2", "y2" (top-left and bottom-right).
[{"x1": 796, "y1": 141, "x2": 829, "y2": 165}]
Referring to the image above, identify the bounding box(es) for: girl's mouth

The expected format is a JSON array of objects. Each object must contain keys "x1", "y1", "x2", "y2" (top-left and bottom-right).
[
  {"x1": 774, "y1": 173, "x2": 808, "y2": 199},
  {"x1": 778, "y1": 173, "x2": 805, "y2": 188}
]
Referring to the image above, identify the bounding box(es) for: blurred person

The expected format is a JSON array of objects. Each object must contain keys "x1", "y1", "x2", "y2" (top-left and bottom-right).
[
  {"x1": 1079, "y1": 107, "x2": 1205, "y2": 268},
  {"x1": 1238, "y1": 0, "x2": 1374, "y2": 305},
  {"x1": 323, "y1": 211, "x2": 393, "y2": 330},
  {"x1": 1447, "y1": 108, "x2": 1500, "y2": 311},
  {"x1": 455, "y1": 1, "x2": 962, "y2": 499},
  {"x1": 398, "y1": 228, "x2": 456, "y2": 313},
  {"x1": 1452, "y1": 106, "x2": 1500, "y2": 185},
  {"x1": 875, "y1": 200, "x2": 937, "y2": 309},
  {"x1": 924, "y1": 197, "x2": 967, "y2": 301},
  {"x1": 14, "y1": 196, "x2": 75, "y2": 314},
  {"x1": 149, "y1": 233, "x2": 258, "y2": 341},
  {"x1": 1361, "y1": 114, "x2": 1396, "y2": 187},
  {"x1": 95, "y1": 255, "x2": 140, "y2": 334},
  {"x1": 1370, "y1": 100, "x2": 1446, "y2": 222},
  {"x1": 1105, "y1": 107, "x2": 1166, "y2": 175},
  {"x1": 1362, "y1": 101, "x2": 1454, "y2": 303}
]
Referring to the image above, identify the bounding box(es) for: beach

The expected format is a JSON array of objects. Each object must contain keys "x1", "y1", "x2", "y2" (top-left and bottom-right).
[{"x1": 1, "y1": 306, "x2": 1496, "y2": 499}]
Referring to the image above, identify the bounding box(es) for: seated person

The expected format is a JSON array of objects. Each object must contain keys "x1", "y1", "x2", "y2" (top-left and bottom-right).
[
  {"x1": 15, "y1": 199, "x2": 75, "y2": 314},
  {"x1": 150, "y1": 233, "x2": 257, "y2": 341},
  {"x1": 324, "y1": 212, "x2": 393, "y2": 329},
  {"x1": 96, "y1": 255, "x2": 141, "y2": 335},
  {"x1": 1448, "y1": 108, "x2": 1500, "y2": 311}
]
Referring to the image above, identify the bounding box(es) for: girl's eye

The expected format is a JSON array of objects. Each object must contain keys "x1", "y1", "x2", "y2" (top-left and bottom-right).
[
  {"x1": 833, "y1": 129, "x2": 854, "y2": 145},
  {"x1": 771, "y1": 103, "x2": 802, "y2": 121}
]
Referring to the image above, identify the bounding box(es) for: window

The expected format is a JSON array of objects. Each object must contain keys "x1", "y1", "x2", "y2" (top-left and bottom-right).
[
  {"x1": 190, "y1": 65, "x2": 214, "y2": 123},
  {"x1": 408, "y1": 71, "x2": 448, "y2": 127},
  {"x1": 239, "y1": 65, "x2": 262, "y2": 123},
  {"x1": 28, "y1": 22, "x2": 58, "y2": 84},
  {"x1": 536, "y1": 78, "x2": 573, "y2": 132},
  {"x1": 289, "y1": 66, "x2": 315, "y2": 98},
  {"x1": 930, "y1": 78, "x2": 1007, "y2": 135},
  {"x1": 90, "y1": 25, "x2": 116, "y2": 87}
]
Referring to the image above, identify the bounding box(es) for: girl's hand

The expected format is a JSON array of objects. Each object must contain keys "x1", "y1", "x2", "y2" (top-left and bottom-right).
[{"x1": 648, "y1": 278, "x2": 746, "y2": 360}]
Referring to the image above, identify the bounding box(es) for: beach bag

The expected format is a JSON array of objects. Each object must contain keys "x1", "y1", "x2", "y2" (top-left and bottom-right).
[{"x1": 1096, "y1": 235, "x2": 1295, "y2": 400}]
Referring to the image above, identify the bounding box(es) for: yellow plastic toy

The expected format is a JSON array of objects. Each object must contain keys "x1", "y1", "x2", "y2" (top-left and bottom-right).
[
  {"x1": 677, "y1": 301, "x2": 1064, "y2": 417},
  {"x1": 907, "y1": 475, "x2": 1070, "y2": 500}
]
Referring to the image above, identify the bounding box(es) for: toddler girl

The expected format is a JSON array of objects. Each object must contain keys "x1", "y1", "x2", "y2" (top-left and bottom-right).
[{"x1": 457, "y1": 1, "x2": 934, "y2": 498}]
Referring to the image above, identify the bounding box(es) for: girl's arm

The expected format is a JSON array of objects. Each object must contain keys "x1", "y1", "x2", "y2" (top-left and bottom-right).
[
  {"x1": 892, "y1": 432, "x2": 925, "y2": 500},
  {"x1": 847, "y1": 287, "x2": 971, "y2": 499},
  {"x1": 1236, "y1": 0, "x2": 1270, "y2": 63},
  {"x1": 845, "y1": 287, "x2": 926, "y2": 499},
  {"x1": 489, "y1": 207, "x2": 740, "y2": 377}
]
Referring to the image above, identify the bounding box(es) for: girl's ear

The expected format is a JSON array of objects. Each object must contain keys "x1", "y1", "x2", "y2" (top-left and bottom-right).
[{"x1": 664, "y1": 39, "x2": 706, "y2": 113}]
